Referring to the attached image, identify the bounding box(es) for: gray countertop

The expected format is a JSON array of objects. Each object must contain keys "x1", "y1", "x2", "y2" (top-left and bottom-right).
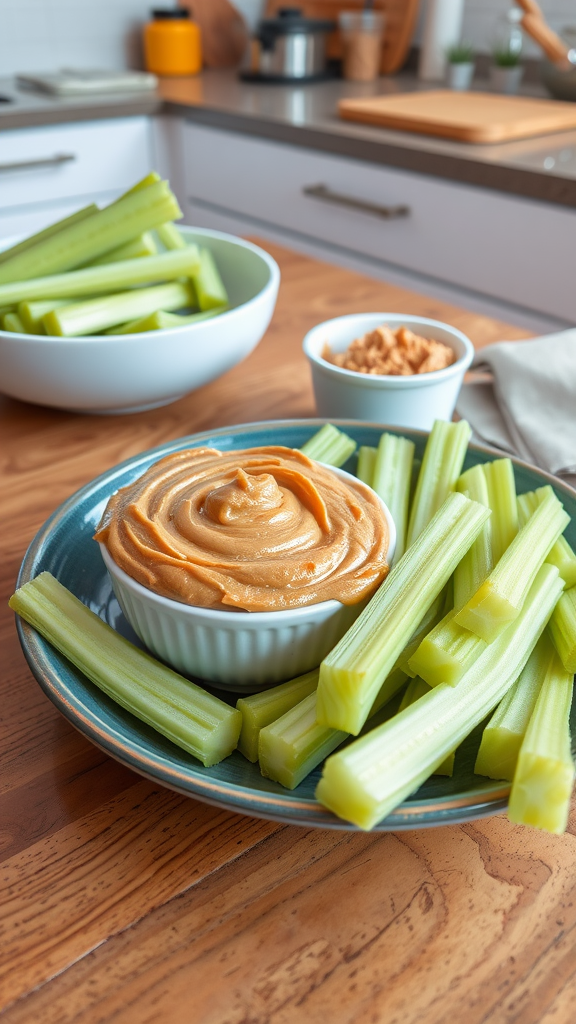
[{"x1": 2, "y1": 69, "x2": 576, "y2": 208}]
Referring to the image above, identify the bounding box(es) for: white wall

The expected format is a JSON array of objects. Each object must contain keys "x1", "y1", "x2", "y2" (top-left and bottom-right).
[{"x1": 0, "y1": 0, "x2": 573, "y2": 76}]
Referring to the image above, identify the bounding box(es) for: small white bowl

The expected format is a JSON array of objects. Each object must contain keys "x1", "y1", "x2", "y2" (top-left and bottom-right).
[
  {"x1": 303, "y1": 313, "x2": 474, "y2": 431},
  {"x1": 99, "y1": 466, "x2": 396, "y2": 692}
]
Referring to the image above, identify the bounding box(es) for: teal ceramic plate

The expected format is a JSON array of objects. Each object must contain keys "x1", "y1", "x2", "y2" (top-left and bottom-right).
[{"x1": 15, "y1": 420, "x2": 576, "y2": 831}]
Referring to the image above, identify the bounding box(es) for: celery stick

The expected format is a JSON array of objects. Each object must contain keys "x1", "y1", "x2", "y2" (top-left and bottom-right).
[
  {"x1": 300, "y1": 423, "x2": 357, "y2": 468},
  {"x1": 0, "y1": 248, "x2": 201, "y2": 305},
  {"x1": 372, "y1": 433, "x2": 415, "y2": 561},
  {"x1": 483, "y1": 458, "x2": 518, "y2": 563},
  {"x1": 0, "y1": 203, "x2": 98, "y2": 266},
  {"x1": 89, "y1": 231, "x2": 158, "y2": 266},
  {"x1": 156, "y1": 222, "x2": 186, "y2": 250},
  {"x1": 2, "y1": 312, "x2": 26, "y2": 333},
  {"x1": 395, "y1": 592, "x2": 445, "y2": 677},
  {"x1": 519, "y1": 486, "x2": 576, "y2": 590},
  {"x1": 315, "y1": 563, "x2": 563, "y2": 830},
  {"x1": 398, "y1": 677, "x2": 455, "y2": 775},
  {"x1": 454, "y1": 464, "x2": 493, "y2": 610},
  {"x1": 192, "y1": 248, "x2": 229, "y2": 310},
  {"x1": 117, "y1": 171, "x2": 162, "y2": 197},
  {"x1": 475, "y1": 635, "x2": 553, "y2": 782},
  {"x1": 44, "y1": 280, "x2": 196, "y2": 337},
  {"x1": 106, "y1": 307, "x2": 222, "y2": 335},
  {"x1": 356, "y1": 446, "x2": 377, "y2": 487},
  {"x1": 9, "y1": 573, "x2": 241, "y2": 766},
  {"x1": 454, "y1": 488, "x2": 570, "y2": 643},
  {"x1": 406, "y1": 419, "x2": 471, "y2": 548},
  {"x1": 507, "y1": 646, "x2": 574, "y2": 833},
  {"x1": 236, "y1": 669, "x2": 319, "y2": 762},
  {"x1": 0, "y1": 180, "x2": 182, "y2": 284},
  {"x1": 407, "y1": 608, "x2": 487, "y2": 688},
  {"x1": 549, "y1": 586, "x2": 576, "y2": 674},
  {"x1": 316, "y1": 492, "x2": 490, "y2": 735},
  {"x1": 18, "y1": 298, "x2": 76, "y2": 334}
]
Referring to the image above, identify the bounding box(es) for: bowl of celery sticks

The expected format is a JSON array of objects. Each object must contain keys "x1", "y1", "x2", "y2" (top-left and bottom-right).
[{"x1": 0, "y1": 173, "x2": 280, "y2": 413}]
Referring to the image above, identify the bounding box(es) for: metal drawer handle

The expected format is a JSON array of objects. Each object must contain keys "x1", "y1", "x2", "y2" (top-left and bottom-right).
[
  {"x1": 303, "y1": 183, "x2": 410, "y2": 220},
  {"x1": 0, "y1": 153, "x2": 77, "y2": 174}
]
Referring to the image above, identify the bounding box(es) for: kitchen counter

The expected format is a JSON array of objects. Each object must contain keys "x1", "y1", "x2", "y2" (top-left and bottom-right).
[
  {"x1": 2, "y1": 240, "x2": 575, "y2": 1024},
  {"x1": 0, "y1": 78, "x2": 162, "y2": 129}
]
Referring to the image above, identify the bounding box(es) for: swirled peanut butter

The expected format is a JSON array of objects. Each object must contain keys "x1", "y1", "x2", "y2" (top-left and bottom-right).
[{"x1": 95, "y1": 446, "x2": 390, "y2": 612}]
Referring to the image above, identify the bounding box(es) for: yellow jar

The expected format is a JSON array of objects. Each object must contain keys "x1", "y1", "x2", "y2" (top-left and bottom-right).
[{"x1": 144, "y1": 9, "x2": 202, "y2": 76}]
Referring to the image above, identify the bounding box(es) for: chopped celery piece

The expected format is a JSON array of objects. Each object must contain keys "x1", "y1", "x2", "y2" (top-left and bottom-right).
[
  {"x1": 192, "y1": 248, "x2": 228, "y2": 310},
  {"x1": 0, "y1": 180, "x2": 182, "y2": 285},
  {"x1": 407, "y1": 608, "x2": 487, "y2": 688},
  {"x1": 356, "y1": 446, "x2": 377, "y2": 486},
  {"x1": 454, "y1": 464, "x2": 493, "y2": 610},
  {"x1": 475, "y1": 635, "x2": 553, "y2": 781},
  {"x1": 236, "y1": 669, "x2": 319, "y2": 762},
  {"x1": 483, "y1": 458, "x2": 518, "y2": 563},
  {"x1": 395, "y1": 592, "x2": 445, "y2": 677},
  {"x1": 18, "y1": 298, "x2": 76, "y2": 334},
  {"x1": 89, "y1": 231, "x2": 158, "y2": 266},
  {"x1": 454, "y1": 488, "x2": 570, "y2": 643},
  {"x1": 316, "y1": 491, "x2": 490, "y2": 735},
  {"x1": 156, "y1": 222, "x2": 186, "y2": 250},
  {"x1": 9, "y1": 573, "x2": 241, "y2": 767},
  {"x1": 300, "y1": 423, "x2": 357, "y2": 467},
  {"x1": 398, "y1": 678, "x2": 455, "y2": 775},
  {"x1": 0, "y1": 203, "x2": 98, "y2": 266},
  {"x1": 0, "y1": 247, "x2": 201, "y2": 305},
  {"x1": 44, "y1": 280, "x2": 196, "y2": 337},
  {"x1": 406, "y1": 419, "x2": 471, "y2": 548},
  {"x1": 372, "y1": 432, "x2": 415, "y2": 561},
  {"x1": 2, "y1": 312, "x2": 26, "y2": 333},
  {"x1": 549, "y1": 586, "x2": 576, "y2": 674},
  {"x1": 118, "y1": 172, "x2": 162, "y2": 196},
  {"x1": 315, "y1": 563, "x2": 563, "y2": 830},
  {"x1": 519, "y1": 486, "x2": 576, "y2": 590},
  {"x1": 106, "y1": 307, "x2": 222, "y2": 335},
  {"x1": 507, "y1": 646, "x2": 574, "y2": 833}
]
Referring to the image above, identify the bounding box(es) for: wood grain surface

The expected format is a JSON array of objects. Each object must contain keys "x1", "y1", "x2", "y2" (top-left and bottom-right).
[{"x1": 2, "y1": 241, "x2": 575, "y2": 1024}]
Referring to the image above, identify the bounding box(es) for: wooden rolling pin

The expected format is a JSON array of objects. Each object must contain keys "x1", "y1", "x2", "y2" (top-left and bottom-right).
[{"x1": 515, "y1": 0, "x2": 573, "y2": 68}]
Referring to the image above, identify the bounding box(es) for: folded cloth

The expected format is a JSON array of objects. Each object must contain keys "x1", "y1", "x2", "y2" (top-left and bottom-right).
[{"x1": 456, "y1": 329, "x2": 576, "y2": 491}]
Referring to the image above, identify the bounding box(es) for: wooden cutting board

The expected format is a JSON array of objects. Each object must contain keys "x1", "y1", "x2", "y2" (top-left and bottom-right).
[{"x1": 338, "y1": 90, "x2": 576, "y2": 143}]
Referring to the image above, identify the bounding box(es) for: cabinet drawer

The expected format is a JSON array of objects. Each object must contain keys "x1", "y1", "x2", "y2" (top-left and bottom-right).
[
  {"x1": 0, "y1": 117, "x2": 152, "y2": 211},
  {"x1": 184, "y1": 123, "x2": 576, "y2": 322}
]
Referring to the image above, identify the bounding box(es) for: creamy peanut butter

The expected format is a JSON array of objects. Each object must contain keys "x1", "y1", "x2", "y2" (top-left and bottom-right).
[{"x1": 95, "y1": 446, "x2": 390, "y2": 612}]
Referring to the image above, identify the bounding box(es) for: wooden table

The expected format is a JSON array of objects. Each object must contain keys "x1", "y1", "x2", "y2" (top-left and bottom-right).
[{"x1": 2, "y1": 242, "x2": 574, "y2": 1024}]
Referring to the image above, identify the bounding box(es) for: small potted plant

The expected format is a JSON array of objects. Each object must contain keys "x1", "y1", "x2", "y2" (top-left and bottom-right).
[{"x1": 446, "y1": 42, "x2": 475, "y2": 91}]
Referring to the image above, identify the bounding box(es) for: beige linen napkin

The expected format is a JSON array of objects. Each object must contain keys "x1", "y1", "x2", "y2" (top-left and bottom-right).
[{"x1": 456, "y1": 329, "x2": 576, "y2": 491}]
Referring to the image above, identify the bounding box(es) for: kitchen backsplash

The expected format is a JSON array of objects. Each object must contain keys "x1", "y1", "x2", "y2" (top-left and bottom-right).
[{"x1": 0, "y1": 0, "x2": 573, "y2": 77}]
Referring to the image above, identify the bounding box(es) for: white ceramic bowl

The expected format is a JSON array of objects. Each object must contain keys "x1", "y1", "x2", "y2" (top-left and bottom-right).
[
  {"x1": 0, "y1": 227, "x2": 280, "y2": 414},
  {"x1": 303, "y1": 313, "x2": 474, "y2": 431},
  {"x1": 99, "y1": 466, "x2": 396, "y2": 692}
]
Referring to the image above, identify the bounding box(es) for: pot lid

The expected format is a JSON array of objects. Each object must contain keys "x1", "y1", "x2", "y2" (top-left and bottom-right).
[{"x1": 259, "y1": 7, "x2": 336, "y2": 36}]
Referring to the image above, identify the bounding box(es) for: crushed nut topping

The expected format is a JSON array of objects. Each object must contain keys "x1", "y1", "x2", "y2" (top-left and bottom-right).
[{"x1": 322, "y1": 324, "x2": 456, "y2": 376}]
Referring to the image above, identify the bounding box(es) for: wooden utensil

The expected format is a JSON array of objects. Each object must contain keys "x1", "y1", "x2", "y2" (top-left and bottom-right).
[{"x1": 179, "y1": 0, "x2": 248, "y2": 68}]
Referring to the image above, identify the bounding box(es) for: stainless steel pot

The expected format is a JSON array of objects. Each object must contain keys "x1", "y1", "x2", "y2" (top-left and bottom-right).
[{"x1": 243, "y1": 7, "x2": 336, "y2": 83}]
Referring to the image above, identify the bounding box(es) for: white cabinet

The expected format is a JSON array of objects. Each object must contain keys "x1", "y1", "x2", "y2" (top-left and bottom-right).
[
  {"x1": 182, "y1": 122, "x2": 576, "y2": 331},
  {"x1": 0, "y1": 117, "x2": 153, "y2": 240}
]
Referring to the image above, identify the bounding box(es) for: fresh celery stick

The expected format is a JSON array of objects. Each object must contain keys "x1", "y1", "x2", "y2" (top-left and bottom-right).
[
  {"x1": 454, "y1": 488, "x2": 570, "y2": 643},
  {"x1": 315, "y1": 563, "x2": 563, "y2": 830},
  {"x1": 407, "y1": 608, "x2": 487, "y2": 688},
  {"x1": 106, "y1": 307, "x2": 222, "y2": 335},
  {"x1": 0, "y1": 303, "x2": 15, "y2": 317},
  {"x1": 0, "y1": 203, "x2": 98, "y2": 266},
  {"x1": 549, "y1": 586, "x2": 576, "y2": 674},
  {"x1": 9, "y1": 573, "x2": 241, "y2": 767},
  {"x1": 519, "y1": 486, "x2": 576, "y2": 589},
  {"x1": 156, "y1": 222, "x2": 186, "y2": 250},
  {"x1": 398, "y1": 677, "x2": 455, "y2": 775},
  {"x1": 44, "y1": 280, "x2": 196, "y2": 337},
  {"x1": 89, "y1": 231, "x2": 158, "y2": 266},
  {"x1": 372, "y1": 433, "x2": 415, "y2": 561},
  {"x1": 475, "y1": 635, "x2": 553, "y2": 781},
  {"x1": 454, "y1": 464, "x2": 493, "y2": 610},
  {"x1": 236, "y1": 669, "x2": 319, "y2": 762},
  {"x1": 117, "y1": 171, "x2": 162, "y2": 197},
  {"x1": 406, "y1": 419, "x2": 471, "y2": 548},
  {"x1": 483, "y1": 458, "x2": 518, "y2": 563},
  {"x1": 300, "y1": 423, "x2": 357, "y2": 467},
  {"x1": 356, "y1": 446, "x2": 377, "y2": 486},
  {"x1": 2, "y1": 312, "x2": 27, "y2": 333},
  {"x1": 0, "y1": 180, "x2": 182, "y2": 284},
  {"x1": 316, "y1": 491, "x2": 490, "y2": 735},
  {"x1": 192, "y1": 248, "x2": 229, "y2": 310},
  {"x1": 0, "y1": 247, "x2": 201, "y2": 305},
  {"x1": 507, "y1": 646, "x2": 575, "y2": 833},
  {"x1": 395, "y1": 592, "x2": 445, "y2": 677},
  {"x1": 18, "y1": 298, "x2": 76, "y2": 334}
]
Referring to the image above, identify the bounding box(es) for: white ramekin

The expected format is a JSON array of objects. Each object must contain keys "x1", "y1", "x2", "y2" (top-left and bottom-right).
[
  {"x1": 303, "y1": 313, "x2": 474, "y2": 431},
  {"x1": 99, "y1": 466, "x2": 396, "y2": 693}
]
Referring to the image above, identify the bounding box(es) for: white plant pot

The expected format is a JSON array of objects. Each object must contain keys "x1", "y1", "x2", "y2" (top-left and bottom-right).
[
  {"x1": 490, "y1": 64, "x2": 523, "y2": 95},
  {"x1": 447, "y1": 61, "x2": 474, "y2": 91}
]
